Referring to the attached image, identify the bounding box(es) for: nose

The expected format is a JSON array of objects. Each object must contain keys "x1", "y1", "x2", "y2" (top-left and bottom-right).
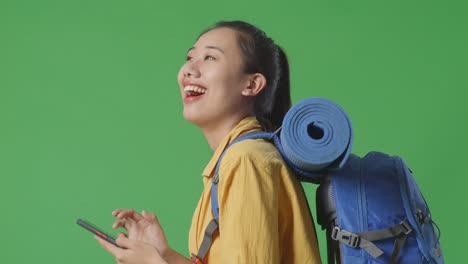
[{"x1": 182, "y1": 60, "x2": 201, "y2": 78}]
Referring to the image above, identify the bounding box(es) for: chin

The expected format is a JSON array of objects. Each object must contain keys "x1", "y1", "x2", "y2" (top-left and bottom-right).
[
  {"x1": 183, "y1": 109, "x2": 220, "y2": 129},
  {"x1": 183, "y1": 110, "x2": 204, "y2": 127}
]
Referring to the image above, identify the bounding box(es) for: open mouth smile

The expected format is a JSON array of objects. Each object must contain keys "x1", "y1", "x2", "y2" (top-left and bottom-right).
[{"x1": 183, "y1": 84, "x2": 207, "y2": 103}]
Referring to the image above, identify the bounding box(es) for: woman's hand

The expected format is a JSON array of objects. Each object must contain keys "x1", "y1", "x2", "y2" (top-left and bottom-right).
[
  {"x1": 111, "y1": 209, "x2": 170, "y2": 258},
  {"x1": 109, "y1": 209, "x2": 191, "y2": 264},
  {"x1": 96, "y1": 233, "x2": 168, "y2": 264}
]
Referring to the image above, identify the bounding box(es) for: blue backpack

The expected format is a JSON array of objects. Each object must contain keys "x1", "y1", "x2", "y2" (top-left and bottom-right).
[
  {"x1": 316, "y1": 151, "x2": 443, "y2": 264},
  {"x1": 191, "y1": 98, "x2": 444, "y2": 264},
  {"x1": 191, "y1": 132, "x2": 444, "y2": 264}
]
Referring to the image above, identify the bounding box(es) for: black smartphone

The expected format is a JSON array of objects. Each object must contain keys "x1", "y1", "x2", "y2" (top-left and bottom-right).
[{"x1": 77, "y1": 218, "x2": 121, "y2": 248}]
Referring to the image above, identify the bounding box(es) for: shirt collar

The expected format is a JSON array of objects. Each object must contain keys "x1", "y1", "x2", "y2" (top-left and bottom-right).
[{"x1": 202, "y1": 116, "x2": 263, "y2": 178}]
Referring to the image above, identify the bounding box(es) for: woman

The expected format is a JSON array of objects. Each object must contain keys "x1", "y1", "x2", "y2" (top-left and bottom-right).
[{"x1": 96, "y1": 21, "x2": 321, "y2": 264}]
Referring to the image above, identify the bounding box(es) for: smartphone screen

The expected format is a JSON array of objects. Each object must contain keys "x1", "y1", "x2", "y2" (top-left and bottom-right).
[{"x1": 77, "y1": 218, "x2": 121, "y2": 248}]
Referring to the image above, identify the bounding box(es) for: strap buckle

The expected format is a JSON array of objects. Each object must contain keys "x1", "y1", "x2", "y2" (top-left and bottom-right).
[
  {"x1": 331, "y1": 226, "x2": 361, "y2": 248},
  {"x1": 400, "y1": 221, "x2": 412, "y2": 235}
]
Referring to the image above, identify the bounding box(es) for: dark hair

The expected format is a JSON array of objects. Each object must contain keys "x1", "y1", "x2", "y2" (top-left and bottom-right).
[{"x1": 200, "y1": 21, "x2": 291, "y2": 132}]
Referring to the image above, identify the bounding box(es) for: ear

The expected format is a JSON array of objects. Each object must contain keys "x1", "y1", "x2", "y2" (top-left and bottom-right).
[{"x1": 242, "y1": 73, "x2": 267, "y2": 97}]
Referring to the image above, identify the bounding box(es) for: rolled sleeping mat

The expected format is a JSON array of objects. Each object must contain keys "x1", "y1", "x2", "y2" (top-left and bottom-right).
[{"x1": 280, "y1": 97, "x2": 353, "y2": 176}]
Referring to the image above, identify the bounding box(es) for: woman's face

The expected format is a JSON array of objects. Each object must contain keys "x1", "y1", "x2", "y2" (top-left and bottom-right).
[{"x1": 177, "y1": 27, "x2": 252, "y2": 128}]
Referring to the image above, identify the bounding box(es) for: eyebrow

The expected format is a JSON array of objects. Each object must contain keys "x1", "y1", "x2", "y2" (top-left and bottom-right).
[{"x1": 187, "y1": 45, "x2": 225, "y2": 54}]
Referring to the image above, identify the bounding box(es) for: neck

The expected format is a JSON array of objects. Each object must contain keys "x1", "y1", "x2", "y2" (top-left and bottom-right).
[{"x1": 200, "y1": 115, "x2": 248, "y2": 151}]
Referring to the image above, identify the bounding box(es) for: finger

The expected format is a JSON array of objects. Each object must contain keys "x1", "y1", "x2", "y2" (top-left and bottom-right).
[
  {"x1": 113, "y1": 208, "x2": 132, "y2": 218},
  {"x1": 142, "y1": 210, "x2": 150, "y2": 220},
  {"x1": 115, "y1": 233, "x2": 136, "y2": 249},
  {"x1": 120, "y1": 210, "x2": 143, "y2": 221},
  {"x1": 112, "y1": 208, "x2": 129, "y2": 217},
  {"x1": 112, "y1": 219, "x2": 129, "y2": 229},
  {"x1": 112, "y1": 208, "x2": 125, "y2": 217},
  {"x1": 95, "y1": 235, "x2": 124, "y2": 256},
  {"x1": 112, "y1": 209, "x2": 122, "y2": 217},
  {"x1": 124, "y1": 218, "x2": 139, "y2": 235},
  {"x1": 114, "y1": 209, "x2": 143, "y2": 221},
  {"x1": 114, "y1": 218, "x2": 137, "y2": 232},
  {"x1": 142, "y1": 210, "x2": 158, "y2": 222}
]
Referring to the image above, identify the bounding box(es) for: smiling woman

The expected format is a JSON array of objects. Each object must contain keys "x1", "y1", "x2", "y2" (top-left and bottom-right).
[{"x1": 95, "y1": 20, "x2": 322, "y2": 264}]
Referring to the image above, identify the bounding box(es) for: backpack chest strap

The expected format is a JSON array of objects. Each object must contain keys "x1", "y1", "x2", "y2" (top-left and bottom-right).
[{"x1": 331, "y1": 220, "x2": 413, "y2": 261}]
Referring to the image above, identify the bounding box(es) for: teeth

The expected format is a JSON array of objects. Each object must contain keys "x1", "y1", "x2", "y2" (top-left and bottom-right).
[{"x1": 184, "y1": 85, "x2": 207, "y2": 94}]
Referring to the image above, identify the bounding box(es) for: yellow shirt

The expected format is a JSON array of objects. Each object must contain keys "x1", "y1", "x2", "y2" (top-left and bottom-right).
[{"x1": 189, "y1": 117, "x2": 321, "y2": 263}]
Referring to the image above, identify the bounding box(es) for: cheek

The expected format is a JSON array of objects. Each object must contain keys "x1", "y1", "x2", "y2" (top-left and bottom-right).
[
  {"x1": 206, "y1": 66, "x2": 238, "y2": 90},
  {"x1": 218, "y1": 71, "x2": 247, "y2": 97}
]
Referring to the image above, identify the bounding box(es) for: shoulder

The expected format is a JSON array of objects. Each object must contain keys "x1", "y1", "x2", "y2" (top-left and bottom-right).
[
  {"x1": 216, "y1": 138, "x2": 284, "y2": 201},
  {"x1": 219, "y1": 138, "x2": 284, "y2": 175}
]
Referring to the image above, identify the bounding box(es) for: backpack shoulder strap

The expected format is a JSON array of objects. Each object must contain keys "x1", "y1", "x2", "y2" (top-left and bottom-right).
[
  {"x1": 211, "y1": 131, "x2": 274, "y2": 218},
  {"x1": 192, "y1": 131, "x2": 273, "y2": 263}
]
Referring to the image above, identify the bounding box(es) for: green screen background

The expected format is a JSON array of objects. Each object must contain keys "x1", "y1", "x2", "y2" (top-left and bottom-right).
[{"x1": 1, "y1": 0, "x2": 466, "y2": 263}]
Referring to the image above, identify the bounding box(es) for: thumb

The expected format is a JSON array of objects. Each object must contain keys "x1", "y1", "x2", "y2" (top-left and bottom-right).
[{"x1": 116, "y1": 233, "x2": 134, "y2": 249}]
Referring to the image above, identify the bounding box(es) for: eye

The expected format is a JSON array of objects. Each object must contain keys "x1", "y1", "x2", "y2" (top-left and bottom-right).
[
  {"x1": 186, "y1": 55, "x2": 193, "y2": 61},
  {"x1": 205, "y1": 55, "x2": 216, "y2": 61}
]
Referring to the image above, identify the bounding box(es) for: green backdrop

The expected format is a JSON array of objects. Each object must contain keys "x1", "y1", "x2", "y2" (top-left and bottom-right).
[{"x1": 1, "y1": 0, "x2": 466, "y2": 263}]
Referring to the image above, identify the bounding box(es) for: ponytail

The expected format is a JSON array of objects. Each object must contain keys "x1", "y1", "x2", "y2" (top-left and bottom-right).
[{"x1": 254, "y1": 45, "x2": 291, "y2": 131}]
